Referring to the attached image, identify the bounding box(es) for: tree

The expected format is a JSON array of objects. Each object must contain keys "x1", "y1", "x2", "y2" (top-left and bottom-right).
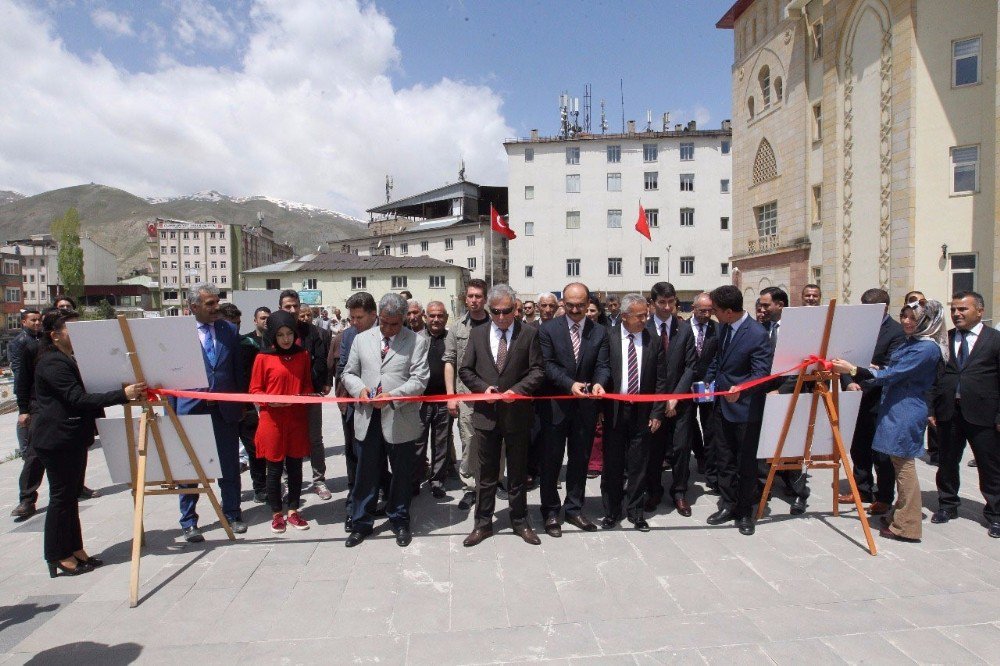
[
  {"x1": 51, "y1": 207, "x2": 84, "y2": 302},
  {"x1": 96, "y1": 298, "x2": 116, "y2": 320}
]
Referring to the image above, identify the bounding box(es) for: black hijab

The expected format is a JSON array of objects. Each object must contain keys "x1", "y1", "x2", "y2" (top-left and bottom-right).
[{"x1": 262, "y1": 310, "x2": 305, "y2": 355}]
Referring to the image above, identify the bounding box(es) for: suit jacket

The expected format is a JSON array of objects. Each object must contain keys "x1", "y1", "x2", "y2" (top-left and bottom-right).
[
  {"x1": 538, "y1": 316, "x2": 611, "y2": 425},
  {"x1": 603, "y1": 324, "x2": 668, "y2": 429},
  {"x1": 30, "y1": 350, "x2": 127, "y2": 451},
  {"x1": 341, "y1": 326, "x2": 429, "y2": 443},
  {"x1": 690, "y1": 318, "x2": 719, "y2": 382},
  {"x1": 933, "y1": 325, "x2": 1000, "y2": 427},
  {"x1": 173, "y1": 319, "x2": 245, "y2": 424},
  {"x1": 705, "y1": 315, "x2": 772, "y2": 423},
  {"x1": 645, "y1": 316, "x2": 697, "y2": 396},
  {"x1": 459, "y1": 320, "x2": 544, "y2": 432}
]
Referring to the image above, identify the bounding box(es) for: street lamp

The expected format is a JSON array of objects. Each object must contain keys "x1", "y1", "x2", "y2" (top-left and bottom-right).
[{"x1": 666, "y1": 245, "x2": 672, "y2": 282}]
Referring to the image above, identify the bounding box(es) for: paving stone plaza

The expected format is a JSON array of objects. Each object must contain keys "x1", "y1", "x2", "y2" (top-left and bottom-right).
[{"x1": 1, "y1": 404, "x2": 999, "y2": 665}]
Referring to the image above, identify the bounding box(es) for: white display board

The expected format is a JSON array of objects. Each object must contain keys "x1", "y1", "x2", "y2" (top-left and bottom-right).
[
  {"x1": 67, "y1": 316, "x2": 209, "y2": 392},
  {"x1": 229, "y1": 290, "x2": 283, "y2": 335},
  {"x1": 771, "y1": 304, "x2": 885, "y2": 375},
  {"x1": 97, "y1": 413, "x2": 222, "y2": 485},
  {"x1": 757, "y1": 391, "x2": 864, "y2": 459}
]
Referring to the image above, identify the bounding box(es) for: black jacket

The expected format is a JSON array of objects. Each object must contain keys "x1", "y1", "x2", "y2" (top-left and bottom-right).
[
  {"x1": 645, "y1": 316, "x2": 697, "y2": 395},
  {"x1": 603, "y1": 324, "x2": 668, "y2": 429},
  {"x1": 933, "y1": 325, "x2": 1000, "y2": 427},
  {"x1": 12, "y1": 329, "x2": 42, "y2": 414},
  {"x1": 537, "y1": 316, "x2": 611, "y2": 425}
]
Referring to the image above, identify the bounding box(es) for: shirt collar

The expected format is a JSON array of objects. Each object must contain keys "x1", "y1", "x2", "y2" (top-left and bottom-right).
[
  {"x1": 729, "y1": 311, "x2": 750, "y2": 334},
  {"x1": 490, "y1": 321, "x2": 512, "y2": 337},
  {"x1": 965, "y1": 322, "x2": 984, "y2": 337},
  {"x1": 653, "y1": 314, "x2": 673, "y2": 332},
  {"x1": 622, "y1": 326, "x2": 641, "y2": 342},
  {"x1": 566, "y1": 315, "x2": 585, "y2": 330}
]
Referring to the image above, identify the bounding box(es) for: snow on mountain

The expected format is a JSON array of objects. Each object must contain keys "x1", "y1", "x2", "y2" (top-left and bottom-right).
[{"x1": 144, "y1": 191, "x2": 363, "y2": 222}]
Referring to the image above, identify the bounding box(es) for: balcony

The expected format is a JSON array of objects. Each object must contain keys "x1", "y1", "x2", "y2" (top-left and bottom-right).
[{"x1": 747, "y1": 234, "x2": 779, "y2": 255}]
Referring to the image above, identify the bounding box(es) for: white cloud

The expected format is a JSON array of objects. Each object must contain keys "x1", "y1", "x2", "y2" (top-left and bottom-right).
[
  {"x1": 91, "y1": 8, "x2": 134, "y2": 37},
  {"x1": 173, "y1": 0, "x2": 236, "y2": 50},
  {"x1": 0, "y1": 0, "x2": 513, "y2": 216}
]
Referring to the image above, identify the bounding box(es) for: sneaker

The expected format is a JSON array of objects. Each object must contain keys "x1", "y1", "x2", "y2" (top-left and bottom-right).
[
  {"x1": 287, "y1": 512, "x2": 310, "y2": 530},
  {"x1": 271, "y1": 514, "x2": 287, "y2": 533},
  {"x1": 314, "y1": 482, "x2": 332, "y2": 501}
]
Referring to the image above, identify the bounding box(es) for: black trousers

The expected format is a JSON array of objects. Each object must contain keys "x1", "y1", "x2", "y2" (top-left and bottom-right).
[
  {"x1": 349, "y1": 420, "x2": 414, "y2": 533},
  {"x1": 36, "y1": 446, "x2": 86, "y2": 562},
  {"x1": 265, "y1": 457, "x2": 303, "y2": 513},
  {"x1": 238, "y1": 409, "x2": 266, "y2": 494},
  {"x1": 645, "y1": 414, "x2": 675, "y2": 503},
  {"x1": 17, "y1": 420, "x2": 45, "y2": 505},
  {"x1": 527, "y1": 406, "x2": 544, "y2": 479},
  {"x1": 693, "y1": 401, "x2": 720, "y2": 487},
  {"x1": 601, "y1": 405, "x2": 650, "y2": 522},
  {"x1": 474, "y1": 422, "x2": 529, "y2": 529},
  {"x1": 714, "y1": 408, "x2": 763, "y2": 519},
  {"x1": 540, "y1": 407, "x2": 597, "y2": 519},
  {"x1": 937, "y1": 402, "x2": 1000, "y2": 523},
  {"x1": 416, "y1": 403, "x2": 452, "y2": 489},
  {"x1": 850, "y1": 408, "x2": 895, "y2": 503},
  {"x1": 667, "y1": 404, "x2": 696, "y2": 496}
]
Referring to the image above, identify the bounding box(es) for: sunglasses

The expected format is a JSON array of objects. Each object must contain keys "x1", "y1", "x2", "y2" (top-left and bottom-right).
[{"x1": 489, "y1": 307, "x2": 515, "y2": 315}]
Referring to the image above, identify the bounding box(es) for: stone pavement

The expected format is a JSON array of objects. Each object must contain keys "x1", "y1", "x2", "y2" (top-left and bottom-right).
[{"x1": 0, "y1": 404, "x2": 999, "y2": 665}]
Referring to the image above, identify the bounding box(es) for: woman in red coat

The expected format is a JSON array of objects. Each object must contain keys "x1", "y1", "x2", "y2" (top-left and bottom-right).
[{"x1": 250, "y1": 310, "x2": 314, "y2": 533}]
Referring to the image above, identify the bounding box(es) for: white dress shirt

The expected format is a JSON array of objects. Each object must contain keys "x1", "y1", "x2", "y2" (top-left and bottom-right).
[
  {"x1": 489, "y1": 321, "x2": 513, "y2": 363},
  {"x1": 620, "y1": 326, "x2": 645, "y2": 388},
  {"x1": 197, "y1": 320, "x2": 217, "y2": 349},
  {"x1": 953, "y1": 322, "x2": 983, "y2": 359},
  {"x1": 652, "y1": 314, "x2": 673, "y2": 341},
  {"x1": 723, "y1": 311, "x2": 751, "y2": 347}
]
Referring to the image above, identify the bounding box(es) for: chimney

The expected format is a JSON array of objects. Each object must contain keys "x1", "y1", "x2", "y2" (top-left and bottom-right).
[
  {"x1": 722, "y1": 119, "x2": 732, "y2": 131},
  {"x1": 674, "y1": 124, "x2": 682, "y2": 132},
  {"x1": 626, "y1": 120, "x2": 636, "y2": 134},
  {"x1": 686, "y1": 120, "x2": 697, "y2": 131},
  {"x1": 530, "y1": 129, "x2": 539, "y2": 140}
]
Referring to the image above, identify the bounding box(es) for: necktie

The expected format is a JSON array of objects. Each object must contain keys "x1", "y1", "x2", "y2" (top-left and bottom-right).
[
  {"x1": 381, "y1": 336, "x2": 390, "y2": 360},
  {"x1": 627, "y1": 333, "x2": 639, "y2": 394},
  {"x1": 496, "y1": 328, "x2": 508, "y2": 371},
  {"x1": 770, "y1": 321, "x2": 779, "y2": 343},
  {"x1": 720, "y1": 324, "x2": 732, "y2": 354},
  {"x1": 199, "y1": 323, "x2": 216, "y2": 363},
  {"x1": 958, "y1": 330, "x2": 970, "y2": 369},
  {"x1": 696, "y1": 323, "x2": 705, "y2": 356},
  {"x1": 570, "y1": 322, "x2": 581, "y2": 364},
  {"x1": 660, "y1": 321, "x2": 669, "y2": 353}
]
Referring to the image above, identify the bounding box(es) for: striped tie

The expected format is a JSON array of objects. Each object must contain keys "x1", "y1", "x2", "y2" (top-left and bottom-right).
[
  {"x1": 696, "y1": 323, "x2": 705, "y2": 357},
  {"x1": 627, "y1": 333, "x2": 639, "y2": 394},
  {"x1": 496, "y1": 328, "x2": 509, "y2": 371},
  {"x1": 376, "y1": 336, "x2": 390, "y2": 396},
  {"x1": 570, "y1": 322, "x2": 581, "y2": 363}
]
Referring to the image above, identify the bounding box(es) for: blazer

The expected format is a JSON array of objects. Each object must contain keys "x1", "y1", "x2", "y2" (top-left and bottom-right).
[
  {"x1": 341, "y1": 326, "x2": 430, "y2": 444},
  {"x1": 30, "y1": 350, "x2": 128, "y2": 451},
  {"x1": 690, "y1": 318, "x2": 719, "y2": 382},
  {"x1": 705, "y1": 315, "x2": 773, "y2": 423},
  {"x1": 933, "y1": 325, "x2": 1000, "y2": 427},
  {"x1": 603, "y1": 324, "x2": 668, "y2": 430},
  {"x1": 459, "y1": 319, "x2": 545, "y2": 432},
  {"x1": 645, "y1": 316, "x2": 697, "y2": 395},
  {"x1": 173, "y1": 318, "x2": 245, "y2": 424},
  {"x1": 538, "y1": 316, "x2": 611, "y2": 425}
]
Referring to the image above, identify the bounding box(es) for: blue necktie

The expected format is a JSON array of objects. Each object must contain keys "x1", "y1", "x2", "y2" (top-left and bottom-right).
[{"x1": 200, "y1": 323, "x2": 216, "y2": 364}]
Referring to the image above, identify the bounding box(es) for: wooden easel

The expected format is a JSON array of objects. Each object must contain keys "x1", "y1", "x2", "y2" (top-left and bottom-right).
[
  {"x1": 755, "y1": 301, "x2": 878, "y2": 556},
  {"x1": 116, "y1": 315, "x2": 235, "y2": 607}
]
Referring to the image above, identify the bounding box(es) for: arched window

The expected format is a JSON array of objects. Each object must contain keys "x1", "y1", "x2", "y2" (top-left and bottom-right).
[
  {"x1": 747, "y1": 96, "x2": 756, "y2": 120},
  {"x1": 758, "y1": 66, "x2": 771, "y2": 106},
  {"x1": 774, "y1": 76, "x2": 783, "y2": 102},
  {"x1": 752, "y1": 139, "x2": 778, "y2": 185}
]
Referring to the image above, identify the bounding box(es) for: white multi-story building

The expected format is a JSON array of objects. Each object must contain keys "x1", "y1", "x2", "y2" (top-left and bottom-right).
[
  {"x1": 504, "y1": 122, "x2": 733, "y2": 302},
  {"x1": 1, "y1": 234, "x2": 117, "y2": 307}
]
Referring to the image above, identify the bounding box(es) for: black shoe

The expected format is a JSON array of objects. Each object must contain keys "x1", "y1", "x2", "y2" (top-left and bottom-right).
[
  {"x1": 253, "y1": 490, "x2": 267, "y2": 504},
  {"x1": 458, "y1": 491, "x2": 476, "y2": 511},
  {"x1": 600, "y1": 517, "x2": 618, "y2": 530},
  {"x1": 989, "y1": 523, "x2": 1000, "y2": 538},
  {"x1": 496, "y1": 486, "x2": 509, "y2": 501},
  {"x1": 704, "y1": 484, "x2": 720, "y2": 496},
  {"x1": 394, "y1": 525, "x2": 412, "y2": 547},
  {"x1": 75, "y1": 555, "x2": 105, "y2": 568},
  {"x1": 78, "y1": 485, "x2": 100, "y2": 500},
  {"x1": 345, "y1": 516, "x2": 353, "y2": 532},
  {"x1": 345, "y1": 531, "x2": 367, "y2": 548},
  {"x1": 48, "y1": 560, "x2": 93, "y2": 578},
  {"x1": 790, "y1": 496, "x2": 807, "y2": 515},
  {"x1": 737, "y1": 517, "x2": 755, "y2": 536},
  {"x1": 969, "y1": 458, "x2": 978, "y2": 467},
  {"x1": 707, "y1": 508, "x2": 734, "y2": 525},
  {"x1": 182, "y1": 526, "x2": 204, "y2": 543},
  {"x1": 229, "y1": 520, "x2": 248, "y2": 534},
  {"x1": 631, "y1": 518, "x2": 651, "y2": 533},
  {"x1": 526, "y1": 475, "x2": 538, "y2": 491},
  {"x1": 431, "y1": 486, "x2": 447, "y2": 499},
  {"x1": 11, "y1": 501, "x2": 35, "y2": 519},
  {"x1": 931, "y1": 508, "x2": 958, "y2": 524}
]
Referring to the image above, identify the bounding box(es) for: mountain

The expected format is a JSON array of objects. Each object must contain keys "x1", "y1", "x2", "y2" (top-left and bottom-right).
[{"x1": 0, "y1": 184, "x2": 367, "y2": 276}]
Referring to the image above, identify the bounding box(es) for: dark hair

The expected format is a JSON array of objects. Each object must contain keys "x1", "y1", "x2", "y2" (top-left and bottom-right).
[
  {"x1": 649, "y1": 282, "x2": 677, "y2": 301},
  {"x1": 952, "y1": 290, "x2": 985, "y2": 309},
  {"x1": 900, "y1": 304, "x2": 916, "y2": 319},
  {"x1": 904, "y1": 290, "x2": 924, "y2": 303},
  {"x1": 802, "y1": 283, "x2": 821, "y2": 293},
  {"x1": 278, "y1": 289, "x2": 300, "y2": 306},
  {"x1": 860, "y1": 288, "x2": 890, "y2": 305},
  {"x1": 587, "y1": 295, "x2": 609, "y2": 327},
  {"x1": 760, "y1": 286, "x2": 788, "y2": 307},
  {"x1": 19, "y1": 308, "x2": 40, "y2": 321},
  {"x1": 53, "y1": 295, "x2": 77, "y2": 309},
  {"x1": 523, "y1": 300, "x2": 535, "y2": 307},
  {"x1": 605, "y1": 295, "x2": 620, "y2": 304},
  {"x1": 399, "y1": 290, "x2": 413, "y2": 300},
  {"x1": 253, "y1": 306, "x2": 271, "y2": 318},
  {"x1": 345, "y1": 291, "x2": 376, "y2": 313},
  {"x1": 39, "y1": 309, "x2": 80, "y2": 354},
  {"x1": 466, "y1": 278, "x2": 487, "y2": 297},
  {"x1": 710, "y1": 285, "x2": 743, "y2": 312},
  {"x1": 218, "y1": 303, "x2": 241, "y2": 320}
]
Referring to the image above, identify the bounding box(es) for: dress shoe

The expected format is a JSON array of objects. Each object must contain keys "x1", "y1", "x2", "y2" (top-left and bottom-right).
[
  {"x1": 394, "y1": 525, "x2": 412, "y2": 547},
  {"x1": 462, "y1": 525, "x2": 493, "y2": 547},
  {"x1": 565, "y1": 514, "x2": 598, "y2": 532},
  {"x1": 930, "y1": 508, "x2": 958, "y2": 524},
  {"x1": 673, "y1": 496, "x2": 692, "y2": 517},
  {"x1": 10, "y1": 501, "x2": 35, "y2": 519},
  {"x1": 878, "y1": 526, "x2": 919, "y2": 543},
  {"x1": 229, "y1": 520, "x2": 248, "y2": 534},
  {"x1": 48, "y1": 560, "x2": 93, "y2": 578},
  {"x1": 543, "y1": 516, "x2": 562, "y2": 538},
  {"x1": 737, "y1": 517, "x2": 756, "y2": 535},
  {"x1": 182, "y1": 526, "x2": 204, "y2": 543},
  {"x1": 586, "y1": 470, "x2": 600, "y2": 479},
  {"x1": 458, "y1": 491, "x2": 476, "y2": 511},
  {"x1": 706, "y1": 508, "x2": 734, "y2": 525},
  {"x1": 790, "y1": 496, "x2": 807, "y2": 515},
  {"x1": 600, "y1": 517, "x2": 618, "y2": 530},
  {"x1": 526, "y1": 475, "x2": 538, "y2": 491},
  {"x1": 867, "y1": 501, "x2": 891, "y2": 516},
  {"x1": 431, "y1": 486, "x2": 447, "y2": 499},
  {"x1": 968, "y1": 458, "x2": 978, "y2": 467},
  {"x1": 631, "y1": 518, "x2": 651, "y2": 533},
  {"x1": 513, "y1": 524, "x2": 541, "y2": 545},
  {"x1": 345, "y1": 531, "x2": 368, "y2": 548},
  {"x1": 988, "y1": 523, "x2": 1000, "y2": 538},
  {"x1": 838, "y1": 492, "x2": 873, "y2": 505},
  {"x1": 704, "y1": 484, "x2": 720, "y2": 496},
  {"x1": 74, "y1": 555, "x2": 104, "y2": 568},
  {"x1": 78, "y1": 485, "x2": 100, "y2": 500},
  {"x1": 496, "y1": 485, "x2": 509, "y2": 501}
]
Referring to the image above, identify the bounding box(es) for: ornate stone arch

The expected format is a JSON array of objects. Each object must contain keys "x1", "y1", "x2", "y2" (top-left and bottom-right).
[{"x1": 752, "y1": 139, "x2": 778, "y2": 186}]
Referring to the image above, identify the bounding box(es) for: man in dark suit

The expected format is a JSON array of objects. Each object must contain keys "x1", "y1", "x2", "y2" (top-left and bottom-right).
[
  {"x1": 605, "y1": 295, "x2": 622, "y2": 328},
  {"x1": 10, "y1": 309, "x2": 44, "y2": 519},
  {"x1": 704, "y1": 285, "x2": 772, "y2": 536},
  {"x1": 643, "y1": 282, "x2": 697, "y2": 516},
  {"x1": 930, "y1": 290, "x2": 1000, "y2": 538},
  {"x1": 459, "y1": 284, "x2": 545, "y2": 547},
  {"x1": 838, "y1": 288, "x2": 905, "y2": 513},
  {"x1": 537, "y1": 282, "x2": 611, "y2": 536},
  {"x1": 176, "y1": 283, "x2": 246, "y2": 542},
  {"x1": 600, "y1": 293, "x2": 668, "y2": 530},
  {"x1": 688, "y1": 293, "x2": 719, "y2": 490}
]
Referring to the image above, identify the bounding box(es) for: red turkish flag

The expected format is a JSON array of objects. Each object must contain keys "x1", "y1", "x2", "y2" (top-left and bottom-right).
[
  {"x1": 147, "y1": 222, "x2": 157, "y2": 236},
  {"x1": 490, "y1": 204, "x2": 516, "y2": 240},
  {"x1": 635, "y1": 204, "x2": 651, "y2": 240}
]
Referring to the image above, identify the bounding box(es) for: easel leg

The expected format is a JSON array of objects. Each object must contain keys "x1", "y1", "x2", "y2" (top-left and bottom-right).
[
  {"x1": 822, "y1": 391, "x2": 877, "y2": 556},
  {"x1": 129, "y1": 412, "x2": 151, "y2": 608}
]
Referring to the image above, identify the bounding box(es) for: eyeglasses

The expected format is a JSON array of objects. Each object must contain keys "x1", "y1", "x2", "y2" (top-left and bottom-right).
[
  {"x1": 563, "y1": 302, "x2": 587, "y2": 311},
  {"x1": 489, "y1": 307, "x2": 515, "y2": 315}
]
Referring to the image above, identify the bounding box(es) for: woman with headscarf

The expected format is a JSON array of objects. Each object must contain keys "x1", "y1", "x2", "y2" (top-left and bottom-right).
[{"x1": 832, "y1": 300, "x2": 947, "y2": 542}]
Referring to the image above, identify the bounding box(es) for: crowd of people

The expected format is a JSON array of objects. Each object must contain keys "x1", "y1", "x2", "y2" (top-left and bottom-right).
[{"x1": 9, "y1": 276, "x2": 1000, "y2": 574}]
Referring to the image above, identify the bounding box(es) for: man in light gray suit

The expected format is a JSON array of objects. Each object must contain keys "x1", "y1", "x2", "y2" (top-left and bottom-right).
[{"x1": 342, "y1": 292, "x2": 430, "y2": 548}]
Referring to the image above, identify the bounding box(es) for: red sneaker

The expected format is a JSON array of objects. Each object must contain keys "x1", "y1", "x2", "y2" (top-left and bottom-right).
[
  {"x1": 287, "y1": 512, "x2": 310, "y2": 530},
  {"x1": 271, "y1": 514, "x2": 287, "y2": 534}
]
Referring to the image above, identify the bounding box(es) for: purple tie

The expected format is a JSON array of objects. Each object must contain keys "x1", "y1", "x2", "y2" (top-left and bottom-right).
[
  {"x1": 627, "y1": 334, "x2": 639, "y2": 394},
  {"x1": 496, "y1": 328, "x2": 509, "y2": 371}
]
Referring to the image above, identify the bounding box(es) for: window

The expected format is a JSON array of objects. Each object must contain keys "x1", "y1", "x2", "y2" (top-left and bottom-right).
[
  {"x1": 27, "y1": 274, "x2": 33, "y2": 283},
  {"x1": 399, "y1": 242, "x2": 409, "y2": 255},
  {"x1": 950, "y1": 254, "x2": 977, "y2": 292},
  {"x1": 5, "y1": 288, "x2": 20, "y2": 301},
  {"x1": 748, "y1": 97, "x2": 755, "y2": 120},
  {"x1": 566, "y1": 211, "x2": 581, "y2": 229},
  {"x1": 566, "y1": 174, "x2": 581, "y2": 193},
  {"x1": 774, "y1": 77, "x2": 783, "y2": 102},
  {"x1": 525, "y1": 148, "x2": 534, "y2": 162},
  {"x1": 524, "y1": 185, "x2": 534, "y2": 200},
  {"x1": 391, "y1": 276, "x2": 408, "y2": 289},
  {"x1": 209, "y1": 246, "x2": 216, "y2": 254},
  {"x1": 752, "y1": 139, "x2": 778, "y2": 184},
  {"x1": 566, "y1": 259, "x2": 580, "y2": 277},
  {"x1": 644, "y1": 171, "x2": 658, "y2": 191},
  {"x1": 467, "y1": 235, "x2": 476, "y2": 247},
  {"x1": 643, "y1": 143, "x2": 658, "y2": 162},
  {"x1": 39, "y1": 274, "x2": 45, "y2": 283},
  {"x1": 169, "y1": 231, "x2": 176, "y2": 239},
  {"x1": 812, "y1": 103, "x2": 823, "y2": 141},
  {"x1": 607, "y1": 145, "x2": 621, "y2": 163},
  {"x1": 445, "y1": 237, "x2": 454, "y2": 250},
  {"x1": 420, "y1": 240, "x2": 429, "y2": 252},
  {"x1": 566, "y1": 147, "x2": 580, "y2": 165},
  {"x1": 192, "y1": 232, "x2": 199, "y2": 240},
  {"x1": 680, "y1": 256, "x2": 694, "y2": 276},
  {"x1": 755, "y1": 201, "x2": 778, "y2": 237},
  {"x1": 608, "y1": 257, "x2": 622, "y2": 276},
  {"x1": 812, "y1": 185, "x2": 823, "y2": 225},
  {"x1": 680, "y1": 174, "x2": 694, "y2": 192},
  {"x1": 644, "y1": 257, "x2": 659, "y2": 276},
  {"x1": 171, "y1": 261, "x2": 177, "y2": 269},
  {"x1": 607, "y1": 209, "x2": 622, "y2": 228},
  {"x1": 183, "y1": 261, "x2": 190, "y2": 269},
  {"x1": 161, "y1": 261, "x2": 168, "y2": 269},
  {"x1": 160, "y1": 231, "x2": 166, "y2": 239},
  {"x1": 429, "y1": 275, "x2": 445, "y2": 288},
  {"x1": 220, "y1": 261, "x2": 226, "y2": 269},
  {"x1": 525, "y1": 265, "x2": 533, "y2": 278},
  {"x1": 720, "y1": 179, "x2": 730, "y2": 194},
  {"x1": 525, "y1": 221, "x2": 535, "y2": 236},
  {"x1": 219, "y1": 246, "x2": 225, "y2": 254},
  {"x1": 607, "y1": 173, "x2": 622, "y2": 191},
  {"x1": 721, "y1": 262, "x2": 730, "y2": 275},
  {"x1": 951, "y1": 145, "x2": 980, "y2": 194},
  {"x1": 194, "y1": 261, "x2": 200, "y2": 269},
  {"x1": 301, "y1": 278, "x2": 316, "y2": 290},
  {"x1": 647, "y1": 209, "x2": 659, "y2": 228},
  {"x1": 680, "y1": 142, "x2": 694, "y2": 161},
  {"x1": 953, "y1": 36, "x2": 981, "y2": 87},
  {"x1": 721, "y1": 140, "x2": 731, "y2": 155},
  {"x1": 680, "y1": 208, "x2": 694, "y2": 227},
  {"x1": 759, "y1": 66, "x2": 771, "y2": 106},
  {"x1": 211, "y1": 261, "x2": 217, "y2": 269},
  {"x1": 351, "y1": 276, "x2": 367, "y2": 290},
  {"x1": 219, "y1": 231, "x2": 225, "y2": 240},
  {"x1": 721, "y1": 216, "x2": 730, "y2": 230},
  {"x1": 183, "y1": 246, "x2": 190, "y2": 255},
  {"x1": 193, "y1": 246, "x2": 200, "y2": 254},
  {"x1": 182, "y1": 231, "x2": 189, "y2": 240},
  {"x1": 813, "y1": 21, "x2": 823, "y2": 60},
  {"x1": 467, "y1": 257, "x2": 477, "y2": 270},
  {"x1": 210, "y1": 232, "x2": 216, "y2": 240}
]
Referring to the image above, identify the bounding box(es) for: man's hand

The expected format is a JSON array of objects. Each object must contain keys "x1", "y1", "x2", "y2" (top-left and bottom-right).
[
  {"x1": 648, "y1": 418, "x2": 661, "y2": 433},
  {"x1": 501, "y1": 390, "x2": 518, "y2": 403},
  {"x1": 484, "y1": 386, "x2": 500, "y2": 404},
  {"x1": 571, "y1": 382, "x2": 589, "y2": 397},
  {"x1": 846, "y1": 382, "x2": 862, "y2": 391},
  {"x1": 666, "y1": 399, "x2": 678, "y2": 412},
  {"x1": 358, "y1": 387, "x2": 371, "y2": 401},
  {"x1": 928, "y1": 416, "x2": 937, "y2": 428},
  {"x1": 447, "y1": 399, "x2": 459, "y2": 417},
  {"x1": 724, "y1": 387, "x2": 741, "y2": 403},
  {"x1": 17, "y1": 413, "x2": 29, "y2": 427},
  {"x1": 321, "y1": 385, "x2": 332, "y2": 396},
  {"x1": 590, "y1": 383, "x2": 606, "y2": 397}
]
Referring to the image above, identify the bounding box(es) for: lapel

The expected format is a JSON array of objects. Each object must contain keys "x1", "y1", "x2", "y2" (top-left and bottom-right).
[
  {"x1": 720, "y1": 317, "x2": 749, "y2": 364},
  {"x1": 964, "y1": 325, "x2": 992, "y2": 367},
  {"x1": 494, "y1": 320, "x2": 521, "y2": 375},
  {"x1": 381, "y1": 329, "x2": 399, "y2": 368},
  {"x1": 640, "y1": 327, "x2": 656, "y2": 376},
  {"x1": 609, "y1": 324, "x2": 623, "y2": 386},
  {"x1": 209, "y1": 320, "x2": 227, "y2": 369}
]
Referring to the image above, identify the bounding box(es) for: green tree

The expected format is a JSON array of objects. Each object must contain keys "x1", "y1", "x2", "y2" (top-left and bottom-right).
[
  {"x1": 96, "y1": 298, "x2": 116, "y2": 320},
  {"x1": 51, "y1": 207, "x2": 84, "y2": 302}
]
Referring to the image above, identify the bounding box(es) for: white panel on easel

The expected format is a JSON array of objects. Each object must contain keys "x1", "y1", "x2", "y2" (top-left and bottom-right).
[
  {"x1": 757, "y1": 391, "x2": 864, "y2": 459},
  {"x1": 97, "y1": 414, "x2": 222, "y2": 485},
  {"x1": 68, "y1": 316, "x2": 209, "y2": 392},
  {"x1": 229, "y1": 290, "x2": 283, "y2": 335},
  {"x1": 770, "y1": 304, "x2": 884, "y2": 375}
]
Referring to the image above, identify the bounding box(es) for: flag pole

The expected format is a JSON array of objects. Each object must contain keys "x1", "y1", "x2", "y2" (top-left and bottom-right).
[{"x1": 489, "y1": 203, "x2": 494, "y2": 287}]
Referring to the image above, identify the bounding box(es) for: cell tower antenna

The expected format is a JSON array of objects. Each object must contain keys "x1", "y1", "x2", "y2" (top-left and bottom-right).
[
  {"x1": 583, "y1": 84, "x2": 592, "y2": 133},
  {"x1": 600, "y1": 99, "x2": 608, "y2": 134},
  {"x1": 619, "y1": 78, "x2": 625, "y2": 133}
]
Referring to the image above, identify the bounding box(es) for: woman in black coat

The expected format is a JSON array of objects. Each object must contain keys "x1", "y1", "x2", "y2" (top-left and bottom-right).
[{"x1": 31, "y1": 309, "x2": 144, "y2": 577}]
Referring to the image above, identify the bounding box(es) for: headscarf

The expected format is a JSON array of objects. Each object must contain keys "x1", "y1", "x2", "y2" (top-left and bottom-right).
[
  {"x1": 908, "y1": 299, "x2": 948, "y2": 360},
  {"x1": 262, "y1": 310, "x2": 305, "y2": 356}
]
